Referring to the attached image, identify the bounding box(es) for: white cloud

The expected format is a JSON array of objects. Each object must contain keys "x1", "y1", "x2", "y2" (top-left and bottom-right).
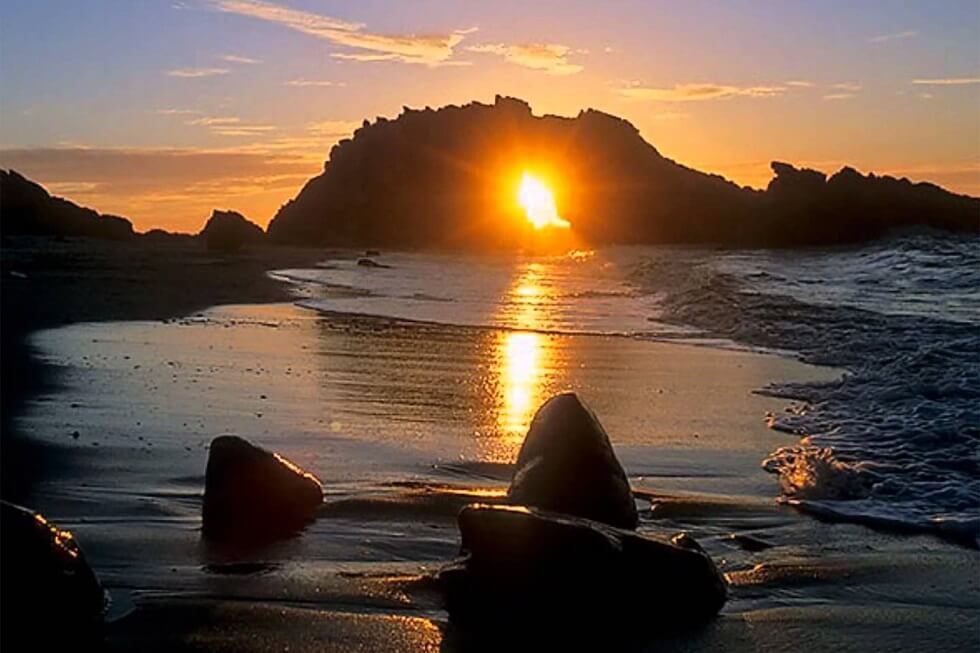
[
  {"x1": 466, "y1": 43, "x2": 583, "y2": 75},
  {"x1": 785, "y1": 80, "x2": 814, "y2": 88},
  {"x1": 912, "y1": 77, "x2": 980, "y2": 86},
  {"x1": 285, "y1": 79, "x2": 345, "y2": 87},
  {"x1": 831, "y1": 82, "x2": 862, "y2": 92},
  {"x1": 619, "y1": 83, "x2": 785, "y2": 101},
  {"x1": 869, "y1": 30, "x2": 916, "y2": 44},
  {"x1": 221, "y1": 54, "x2": 262, "y2": 64},
  {"x1": 166, "y1": 67, "x2": 230, "y2": 78},
  {"x1": 212, "y1": 0, "x2": 475, "y2": 66},
  {"x1": 823, "y1": 93, "x2": 855, "y2": 101}
]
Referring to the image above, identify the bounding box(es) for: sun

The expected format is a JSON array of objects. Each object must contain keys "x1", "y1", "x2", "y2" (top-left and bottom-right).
[{"x1": 517, "y1": 173, "x2": 570, "y2": 230}]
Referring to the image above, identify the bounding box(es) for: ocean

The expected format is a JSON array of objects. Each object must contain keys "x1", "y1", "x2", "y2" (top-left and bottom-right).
[{"x1": 275, "y1": 230, "x2": 980, "y2": 547}]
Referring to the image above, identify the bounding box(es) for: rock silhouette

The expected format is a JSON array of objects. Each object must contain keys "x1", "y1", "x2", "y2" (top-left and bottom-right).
[
  {"x1": 202, "y1": 436, "x2": 323, "y2": 542},
  {"x1": 438, "y1": 504, "x2": 727, "y2": 629},
  {"x1": 198, "y1": 210, "x2": 265, "y2": 252},
  {"x1": 508, "y1": 393, "x2": 638, "y2": 529},
  {"x1": 267, "y1": 96, "x2": 978, "y2": 248},
  {"x1": 0, "y1": 501, "x2": 106, "y2": 647},
  {"x1": 1, "y1": 169, "x2": 134, "y2": 240}
]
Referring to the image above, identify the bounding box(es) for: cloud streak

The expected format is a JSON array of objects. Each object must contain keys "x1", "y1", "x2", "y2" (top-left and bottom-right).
[
  {"x1": 912, "y1": 77, "x2": 980, "y2": 86},
  {"x1": 285, "y1": 79, "x2": 345, "y2": 87},
  {"x1": 466, "y1": 43, "x2": 583, "y2": 75},
  {"x1": 212, "y1": 0, "x2": 474, "y2": 65},
  {"x1": 619, "y1": 83, "x2": 785, "y2": 101},
  {"x1": 869, "y1": 30, "x2": 916, "y2": 43},
  {"x1": 166, "y1": 67, "x2": 230, "y2": 78},
  {"x1": 221, "y1": 53, "x2": 262, "y2": 64}
]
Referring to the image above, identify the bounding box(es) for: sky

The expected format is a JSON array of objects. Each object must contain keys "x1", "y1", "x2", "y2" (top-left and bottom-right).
[{"x1": 1, "y1": 0, "x2": 978, "y2": 232}]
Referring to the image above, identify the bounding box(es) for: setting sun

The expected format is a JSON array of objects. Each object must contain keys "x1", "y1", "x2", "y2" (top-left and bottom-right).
[{"x1": 517, "y1": 173, "x2": 570, "y2": 230}]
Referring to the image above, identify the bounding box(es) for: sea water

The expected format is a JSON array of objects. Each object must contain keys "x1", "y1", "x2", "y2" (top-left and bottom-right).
[{"x1": 285, "y1": 231, "x2": 979, "y2": 546}]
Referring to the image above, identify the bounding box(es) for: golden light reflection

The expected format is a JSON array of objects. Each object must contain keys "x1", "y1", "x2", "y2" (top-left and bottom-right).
[
  {"x1": 497, "y1": 331, "x2": 544, "y2": 442},
  {"x1": 517, "y1": 172, "x2": 571, "y2": 230}
]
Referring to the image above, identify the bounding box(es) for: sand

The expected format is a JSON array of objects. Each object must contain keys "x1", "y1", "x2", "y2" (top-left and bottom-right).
[{"x1": 2, "y1": 237, "x2": 977, "y2": 652}]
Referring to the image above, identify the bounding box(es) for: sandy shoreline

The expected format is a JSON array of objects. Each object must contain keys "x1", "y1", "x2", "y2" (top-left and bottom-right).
[{"x1": 3, "y1": 238, "x2": 977, "y2": 652}]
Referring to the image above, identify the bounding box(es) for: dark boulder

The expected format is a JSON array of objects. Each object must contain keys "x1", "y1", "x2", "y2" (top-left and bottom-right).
[
  {"x1": 508, "y1": 393, "x2": 638, "y2": 529},
  {"x1": 202, "y1": 436, "x2": 323, "y2": 542},
  {"x1": 0, "y1": 501, "x2": 106, "y2": 645},
  {"x1": 356, "y1": 257, "x2": 390, "y2": 268},
  {"x1": 198, "y1": 210, "x2": 265, "y2": 252},
  {"x1": 439, "y1": 504, "x2": 727, "y2": 628}
]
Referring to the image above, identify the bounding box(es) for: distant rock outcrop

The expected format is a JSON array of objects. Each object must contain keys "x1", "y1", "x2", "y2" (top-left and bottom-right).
[
  {"x1": 202, "y1": 436, "x2": 323, "y2": 542},
  {"x1": 0, "y1": 501, "x2": 106, "y2": 646},
  {"x1": 266, "y1": 96, "x2": 978, "y2": 248},
  {"x1": 761, "y1": 162, "x2": 979, "y2": 245},
  {"x1": 197, "y1": 210, "x2": 265, "y2": 252},
  {"x1": 0, "y1": 169, "x2": 134, "y2": 240},
  {"x1": 508, "y1": 393, "x2": 638, "y2": 529},
  {"x1": 438, "y1": 504, "x2": 727, "y2": 630}
]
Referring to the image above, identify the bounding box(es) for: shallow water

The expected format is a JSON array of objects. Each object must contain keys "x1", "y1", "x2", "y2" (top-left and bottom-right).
[
  {"x1": 15, "y1": 234, "x2": 980, "y2": 648},
  {"x1": 281, "y1": 234, "x2": 980, "y2": 545}
]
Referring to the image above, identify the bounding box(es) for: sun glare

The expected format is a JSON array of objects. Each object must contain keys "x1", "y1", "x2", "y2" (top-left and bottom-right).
[{"x1": 517, "y1": 173, "x2": 570, "y2": 230}]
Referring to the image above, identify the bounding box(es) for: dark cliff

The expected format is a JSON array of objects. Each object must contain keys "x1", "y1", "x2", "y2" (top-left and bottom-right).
[
  {"x1": 1, "y1": 169, "x2": 134, "y2": 241},
  {"x1": 267, "y1": 97, "x2": 978, "y2": 248}
]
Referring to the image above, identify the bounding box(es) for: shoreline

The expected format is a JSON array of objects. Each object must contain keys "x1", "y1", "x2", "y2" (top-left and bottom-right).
[
  {"x1": 4, "y1": 239, "x2": 977, "y2": 651},
  {"x1": 1, "y1": 236, "x2": 324, "y2": 502}
]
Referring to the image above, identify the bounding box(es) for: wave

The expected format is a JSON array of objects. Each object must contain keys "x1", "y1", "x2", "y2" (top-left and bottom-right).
[{"x1": 632, "y1": 232, "x2": 980, "y2": 547}]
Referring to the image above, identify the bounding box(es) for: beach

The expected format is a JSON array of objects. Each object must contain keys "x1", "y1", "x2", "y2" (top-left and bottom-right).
[{"x1": 2, "y1": 238, "x2": 975, "y2": 651}]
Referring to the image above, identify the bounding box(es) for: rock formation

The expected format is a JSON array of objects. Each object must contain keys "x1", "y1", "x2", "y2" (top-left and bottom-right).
[
  {"x1": 202, "y1": 436, "x2": 323, "y2": 542},
  {"x1": 197, "y1": 210, "x2": 265, "y2": 252},
  {"x1": 439, "y1": 504, "x2": 727, "y2": 629},
  {"x1": 266, "y1": 96, "x2": 978, "y2": 249},
  {"x1": 508, "y1": 393, "x2": 638, "y2": 529},
  {"x1": 0, "y1": 169, "x2": 134, "y2": 240},
  {"x1": 0, "y1": 501, "x2": 106, "y2": 646}
]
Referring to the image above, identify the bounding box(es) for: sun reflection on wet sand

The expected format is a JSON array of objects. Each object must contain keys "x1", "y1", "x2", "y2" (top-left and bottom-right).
[{"x1": 485, "y1": 262, "x2": 561, "y2": 459}]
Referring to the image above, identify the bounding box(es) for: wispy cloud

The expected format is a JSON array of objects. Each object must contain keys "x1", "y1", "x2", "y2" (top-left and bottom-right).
[
  {"x1": 619, "y1": 83, "x2": 785, "y2": 101},
  {"x1": 188, "y1": 116, "x2": 241, "y2": 126},
  {"x1": 166, "y1": 67, "x2": 230, "y2": 78},
  {"x1": 285, "y1": 79, "x2": 345, "y2": 87},
  {"x1": 785, "y1": 80, "x2": 814, "y2": 88},
  {"x1": 466, "y1": 43, "x2": 583, "y2": 75},
  {"x1": 307, "y1": 120, "x2": 360, "y2": 137},
  {"x1": 185, "y1": 115, "x2": 275, "y2": 137},
  {"x1": 869, "y1": 30, "x2": 917, "y2": 44},
  {"x1": 912, "y1": 77, "x2": 980, "y2": 86},
  {"x1": 212, "y1": 0, "x2": 475, "y2": 66},
  {"x1": 823, "y1": 93, "x2": 855, "y2": 101},
  {"x1": 831, "y1": 82, "x2": 862, "y2": 92},
  {"x1": 221, "y1": 53, "x2": 262, "y2": 64},
  {"x1": 155, "y1": 108, "x2": 202, "y2": 115}
]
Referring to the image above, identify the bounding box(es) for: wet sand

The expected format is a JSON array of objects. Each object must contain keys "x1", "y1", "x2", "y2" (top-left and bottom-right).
[{"x1": 13, "y1": 297, "x2": 979, "y2": 652}]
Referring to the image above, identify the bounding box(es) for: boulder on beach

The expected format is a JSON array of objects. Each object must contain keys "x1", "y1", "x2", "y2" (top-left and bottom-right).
[
  {"x1": 356, "y1": 257, "x2": 390, "y2": 268},
  {"x1": 202, "y1": 436, "x2": 323, "y2": 542},
  {"x1": 198, "y1": 209, "x2": 265, "y2": 252},
  {"x1": 508, "y1": 393, "x2": 638, "y2": 529},
  {"x1": 0, "y1": 501, "x2": 106, "y2": 644},
  {"x1": 439, "y1": 504, "x2": 727, "y2": 628}
]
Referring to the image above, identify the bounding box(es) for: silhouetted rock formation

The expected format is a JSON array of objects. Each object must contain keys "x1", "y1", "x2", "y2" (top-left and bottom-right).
[
  {"x1": 202, "y1": 436, "x2": 323, "y2": 542},
  {"x1": 0, "y1": 501, "x2": 106, "y2": 647},
  {"x1": 508, "y1": 393, "x2": 638, "y2": 529},
  {"x1": 267, "y1": 97, "x2": 978, "y2": 248},
  {"x1": 1, "y1": 169, "x2": 134, "y2": 240},
  {"x1": 760, "y1": 162, "x2": 980, "y2": 245},
  {"x1": 438, "y1": 504, "x2": 727, "y2": 630},
  {"x1": 198, "y1": 210, "x2": 265, "y2": 252}
]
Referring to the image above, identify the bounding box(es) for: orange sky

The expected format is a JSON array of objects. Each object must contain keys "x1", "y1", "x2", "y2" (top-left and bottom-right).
[{"x1": 1, "y1": 0, "x2": 977, "y2": 232}]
